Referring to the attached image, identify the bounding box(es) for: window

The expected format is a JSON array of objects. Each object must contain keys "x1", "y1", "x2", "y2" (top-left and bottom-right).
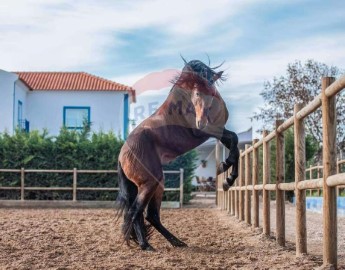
[
  {"x1": 63, "y1": 106, "x2": 90, "y2": 129},
  {"x1": 18, "y1": 100, "x2": 23, "y2": 125}
]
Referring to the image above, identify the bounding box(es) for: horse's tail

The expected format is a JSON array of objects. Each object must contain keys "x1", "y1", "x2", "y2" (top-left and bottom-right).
[
  {"x1": 115, "y1": 161, "x2": 138, "y2": 245},
  {"x1": 116, "y1": 161, "x2": 153, "y2": 245},
  {"x1": 116, "y1": 161, "x2": 136, "y2": 219}
]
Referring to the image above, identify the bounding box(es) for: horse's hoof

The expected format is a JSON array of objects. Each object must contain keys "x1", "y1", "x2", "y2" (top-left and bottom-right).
[
  {"x1": 141, "y1": 244, "x2": 156, "y2": 252},
  {"x1": 172, "y1": 240, "x2": 188, "y2": 248},
  {"x1": 223, "y1": 176, "x2": 236, "y2": 191},
  {"x1": 222, "y1": 180, "x2": 230, "y2": 191},
  {"x1": 217, "y1": 162, "x2": 230, "y2": 175}
]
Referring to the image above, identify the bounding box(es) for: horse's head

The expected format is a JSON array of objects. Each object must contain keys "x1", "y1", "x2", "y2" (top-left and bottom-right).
[{"x1": 175, "y1": 58, "x2": 225, "y2": 130}]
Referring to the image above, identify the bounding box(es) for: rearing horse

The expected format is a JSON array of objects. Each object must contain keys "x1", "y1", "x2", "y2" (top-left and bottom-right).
[{"x1": 117, "y1": 58, "x2": 239, "y2": 250}]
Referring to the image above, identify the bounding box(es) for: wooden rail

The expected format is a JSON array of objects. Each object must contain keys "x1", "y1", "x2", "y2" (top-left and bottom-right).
[
  {"x1": 216, "y1": 75, "x2": 345, "y2": 268},
  {"x1": 304, "y1": 159, "x2": 345, "y2": 197},
  {"x1": 0, "y1": 168, "x2": 185, "y2": 208}
]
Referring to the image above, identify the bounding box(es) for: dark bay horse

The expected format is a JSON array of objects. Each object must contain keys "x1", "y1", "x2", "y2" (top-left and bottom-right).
[{"x1": 117, "y1": 58, "x2": 239, "y2": 250}]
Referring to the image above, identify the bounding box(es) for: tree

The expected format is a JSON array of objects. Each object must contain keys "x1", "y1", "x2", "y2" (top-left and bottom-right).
[
  {"x1": 259, "y1": 127, "x2": 319, "y2": 201},
  {"x1": 252, "y1": 60, "x2": 345, "y2": 154},
  {"x1": 284, "y1": 127, "x2": 320, "y2": 183}
]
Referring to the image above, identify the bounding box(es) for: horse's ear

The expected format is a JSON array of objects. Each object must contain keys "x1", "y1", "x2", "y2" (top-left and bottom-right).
[
  {"x1": 180, "y1": 54, "x2": 188, "y2": 65},
  {"x1": 213, "y1": 71, "x2": 223, "y2": 81}
]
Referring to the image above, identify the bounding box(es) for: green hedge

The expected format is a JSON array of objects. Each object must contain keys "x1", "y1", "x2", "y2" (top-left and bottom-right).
[
  {"x1": 0, "y1": 127, "x2": 197, "y2": 202},
  {"x1": 162, "y1": 150, "x2": 198, "y2": 203}
]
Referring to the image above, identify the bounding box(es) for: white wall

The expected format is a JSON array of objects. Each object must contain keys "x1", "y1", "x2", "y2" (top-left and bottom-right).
[
  {"x1": 193, "y1": 145, "x2": 217, "y2": 185},
  {"x1": 193, "y1": 143, "x2": 230, "y2": 186},
  {"x1": 0, "y1": 70, "x2": 18, "y2": 133},
  {"x1": 27, "y1": 91, "x2": 125, "y2": 136}
]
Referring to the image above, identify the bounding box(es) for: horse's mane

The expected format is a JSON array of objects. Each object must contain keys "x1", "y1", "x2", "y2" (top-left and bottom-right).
[{"x1": 171, "y1": 59, "x2": 226, "y2": 96}]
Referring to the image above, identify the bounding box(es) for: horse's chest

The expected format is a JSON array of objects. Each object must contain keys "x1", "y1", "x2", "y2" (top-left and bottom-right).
[{"x1": 154, "y1": 127, "x2": 207, "y2": 164}]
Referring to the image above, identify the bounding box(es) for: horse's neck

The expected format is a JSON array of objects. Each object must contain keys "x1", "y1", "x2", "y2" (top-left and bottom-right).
[
  {"x1": 167, "y1": 85, "x2": 191, "y2": 104},
  {"x1": 155, "y1": 85, "x2": 194, "y2": 126}
]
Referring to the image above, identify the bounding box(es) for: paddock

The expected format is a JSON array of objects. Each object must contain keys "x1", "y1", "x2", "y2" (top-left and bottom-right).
[
  {"x1": 0, "y1": 197, "x2": 344, "y2": 269},
  {"x1": 1, "y1": 77, "x2": 345, "y2": 269}
]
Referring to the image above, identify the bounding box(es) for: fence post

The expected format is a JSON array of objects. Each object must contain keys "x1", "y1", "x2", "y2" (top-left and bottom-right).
[
  {"x1": 262, "y1": 130, "x2": 270, "y2": 236},
  {"x1": 337, "y1": 158, "x2": 340, "y2": 197},
  {"x1": 227, "y1": 186, "x2": 232, "y2": 215},
  {"x1": 309, "y1": 164, "x2": 312, "y2": 197},
  {"x1": 294, "y1": 103, "x2": 307, "y2": 256},
  {"x1": 180, "y1": 168, "x2": 184, "y2": 208},
  {"x1": 245, "y1": 144, "x2": 251, "y2": 225},
  {"x1": 224, "y1": 170, "x2": 228, "y2": 211},
  {"x1": 21, "y1": 168, "x2": 25, "y2": 201},
  {"x1": 235, "y1": 172, "x2": 239, "y2": 218},
  {"x1": 223, "y1": 185, "x2": 226, "y2": 210},
  {"x1": 73, "y1": 168, "x2": 77, "y2": 202},
  {"x1": 236, "y1": 153, "x2": 240, "y2": 218},
  {"x1": 321, "y1": 77, "x2": 337, "y2": 267},
  {"x1": 227, "y1": 189, "x2": 230, "y2": 212},
  {"x1": 227, "y1": 168, "x2": 230, "y2": 213},
  {"x1": 317, "y1": 163, "x2": 321, "y2": 197},
  {"x1": 228, "y1": 168, "x2": 234, "y2": 215},
  {"x1": 215, "y1": 140, "x2": 220, "y2": 207},
  {"x1": 252, "y1": 139, "x2": 259, "y2": 228},
  {"x1": 239, "y1": 150, "x2": 244, "y2": 221},
  {"x1": 276, "y1": 119, "x2": 285, "y2": 246},
  {"x1": 227, "y1": 167, "x2": 231, "y2": 213},
  {"x1": 231, "y1": 181, "x2": 236, "y2": 216}
]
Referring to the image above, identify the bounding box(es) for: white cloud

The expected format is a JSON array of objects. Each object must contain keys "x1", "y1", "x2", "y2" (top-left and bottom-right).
[
  {"x1": 0, "y1": 0, "x2": 260, "y2": 71},
  {"x1": 112, "y1": 72, "x2": 149, "y2": 87},
  {"x1": 3, "y1": 0, "x2": 343, "y2": 136},
  {"x1": 216, "y1": 33, "x2": 345, "y2": 134},
  {"x1": 116, "y1": 30, "x2": 345, "y2": 134},
  {"x1": 228, "y1": 33, "x2": 345, "y2": 88}
]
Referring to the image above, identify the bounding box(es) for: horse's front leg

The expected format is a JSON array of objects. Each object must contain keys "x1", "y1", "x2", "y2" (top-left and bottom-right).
[{"x1": 217, "y1": 128, "x2": 239, "y2": 191}]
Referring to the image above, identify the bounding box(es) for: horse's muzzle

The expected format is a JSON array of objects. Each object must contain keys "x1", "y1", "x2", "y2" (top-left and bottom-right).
[{"x1": 196, "y1": 119, "x2": 207, "y2": 130}]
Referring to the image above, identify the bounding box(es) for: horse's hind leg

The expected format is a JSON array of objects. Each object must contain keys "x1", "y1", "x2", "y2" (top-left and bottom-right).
[
  {"x1": 146, "y1": 185, "x2": 187, "y2": 247},
  {"x1": 124, "y1": 181, "x2": 159, "y2": 251}
]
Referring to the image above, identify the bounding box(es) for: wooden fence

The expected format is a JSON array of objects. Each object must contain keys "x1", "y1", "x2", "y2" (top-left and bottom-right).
[
  {"x1": 216, "y1": 76, "x2": 345, "y2": 268},
  {"x1": 0, "y1": 168, "x2": 184, "y2": 208},
  {"x1": 305, "y1": 160, "x2": 345, "y2": 197}
]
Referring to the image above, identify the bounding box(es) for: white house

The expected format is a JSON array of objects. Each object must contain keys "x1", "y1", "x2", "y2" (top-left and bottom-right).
[{"x1": 0, "y1": 70, "x2": 135, "y2": 139}]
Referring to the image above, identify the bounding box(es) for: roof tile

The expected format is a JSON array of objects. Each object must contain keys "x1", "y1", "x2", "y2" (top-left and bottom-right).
[{"x1": 15, "y1": 72, "x2": 134, "y2": 93}]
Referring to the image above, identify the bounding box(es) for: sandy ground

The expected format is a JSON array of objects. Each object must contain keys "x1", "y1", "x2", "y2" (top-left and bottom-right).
[{"x1": 0, "y1": 198, "x2": 343, "y2": 269}]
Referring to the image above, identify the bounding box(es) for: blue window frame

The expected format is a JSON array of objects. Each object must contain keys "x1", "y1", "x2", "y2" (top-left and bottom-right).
[
  {"x1": 17, "y1": 100, "x2": 23, "y2": 125},
  {"x1": 123, "y1": 94, "x2": 129, "y2": 139},
  {"x1": 63, "y1": 106, "x2": 90, "y2": 129}
]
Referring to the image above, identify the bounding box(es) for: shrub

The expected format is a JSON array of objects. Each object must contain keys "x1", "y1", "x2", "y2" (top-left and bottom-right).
[{"x1": 0, "y1": 126, "x2": 196, "y2": 202}]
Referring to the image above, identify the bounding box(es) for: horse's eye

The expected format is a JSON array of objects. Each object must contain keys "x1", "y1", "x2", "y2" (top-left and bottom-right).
[{"x1": 196, "y1": 92, "x2": 200, "y2": 97}]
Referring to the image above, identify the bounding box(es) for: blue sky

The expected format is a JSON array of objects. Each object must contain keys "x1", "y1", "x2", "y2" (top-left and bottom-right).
[{"x1": 1, "y1": 0, "x2": 344, "y2": 134}]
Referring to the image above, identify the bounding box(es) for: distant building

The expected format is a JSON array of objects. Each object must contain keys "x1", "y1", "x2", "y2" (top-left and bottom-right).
[{"x1": 0, "y1": 70, "x2": 135, "y2": 139}]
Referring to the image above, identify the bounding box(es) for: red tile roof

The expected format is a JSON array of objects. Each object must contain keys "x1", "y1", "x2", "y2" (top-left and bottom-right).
[{"x1": 15, "y1": 72, "x2": 134, "y2": 93}]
